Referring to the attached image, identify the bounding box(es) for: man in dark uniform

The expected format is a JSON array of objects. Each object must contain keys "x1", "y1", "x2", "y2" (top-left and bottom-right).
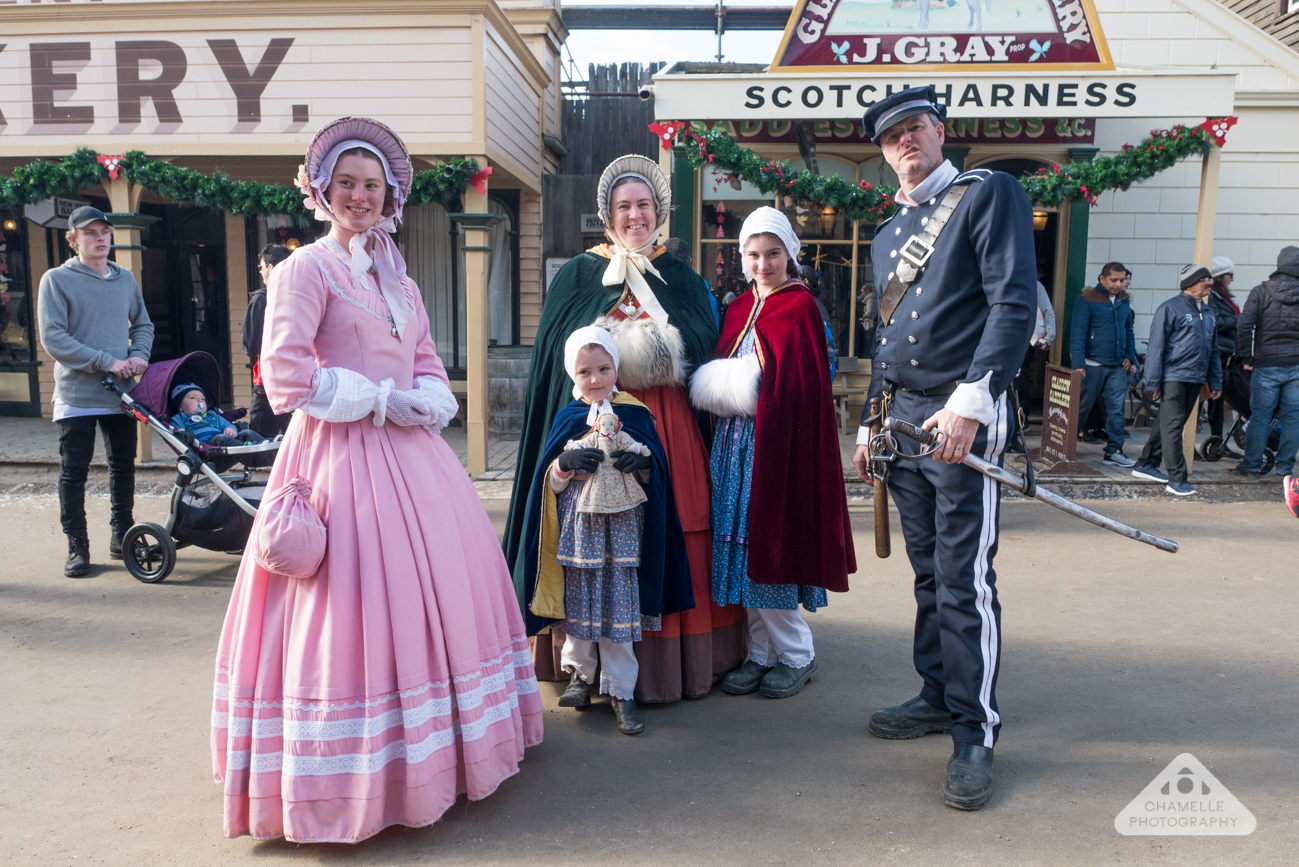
[{"x1": 851, "y1": 87, "x2": 1037, "y2": 810}]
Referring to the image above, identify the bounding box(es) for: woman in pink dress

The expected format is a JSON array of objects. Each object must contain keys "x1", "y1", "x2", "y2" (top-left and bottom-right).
[{"x1": 211, "y1": 117, "x2": 543, "y2": 843}]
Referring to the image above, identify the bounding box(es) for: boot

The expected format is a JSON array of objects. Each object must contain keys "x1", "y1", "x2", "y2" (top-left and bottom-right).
[
  {"x1": 109, "y1": 523, "x2": 129, "y2": 561},
  {"x1": 721, "y1": 659, "x2": 772, "y2": 696},
  {"x1": 868, "y1": 696, "x2": 952, "y2": 740},
  {"x1": 64, "y1": 535, "x2": 90, "y2": 578},
  {"x1": 758, "y1": 658, "x2": 819, "y2": 699},
  {"x1": 943, "y1": 743, "x2": 994, "y2": 811},
  {"x1": 557, "y1": 672, "x2": 591, "y2": 708},
  {"x1": 610, "y1": 697, "x2": 644, "y2": 735}
]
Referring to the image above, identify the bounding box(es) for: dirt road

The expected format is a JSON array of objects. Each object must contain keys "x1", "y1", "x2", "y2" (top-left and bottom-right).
[{"x1": 1, "y1": 490, "x2": 1295, "y2": 866}]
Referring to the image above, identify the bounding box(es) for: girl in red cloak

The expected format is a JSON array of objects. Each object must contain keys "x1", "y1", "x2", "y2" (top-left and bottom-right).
[{"x1": 689, "y1": 207, "x2": 856, "y2": 700}]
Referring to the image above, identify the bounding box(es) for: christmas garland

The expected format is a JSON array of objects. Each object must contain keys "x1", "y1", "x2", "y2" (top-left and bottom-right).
[
  {"x1": 649, "y1": 117, "x2": 1237, "y2": 221},
  {"x1": 0, "y1": 148, "x2": 486, "y2": 217}
]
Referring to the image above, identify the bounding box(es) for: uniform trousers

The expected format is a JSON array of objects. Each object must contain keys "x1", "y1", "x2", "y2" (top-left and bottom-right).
[
  {"x1": 886, "y1": 387, "x2": 1008, "y2": 748},
  {"x1": 561, "y1": 633, "x2": 639, "y2": 700}
]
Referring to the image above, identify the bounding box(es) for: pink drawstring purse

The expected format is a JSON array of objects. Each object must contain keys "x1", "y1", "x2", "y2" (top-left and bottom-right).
[{"x1": 250, "y1": 475, "x2": 327, "y2": 579}]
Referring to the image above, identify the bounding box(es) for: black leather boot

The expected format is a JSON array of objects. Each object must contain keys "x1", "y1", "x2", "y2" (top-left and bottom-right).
[
  {"x1": 557, "y1": 672, "x2": 591, "y2": 708},
  {"x1": 610, "y1": 697, "x2": 644, "y2": 735},
  {"x1": 943, "y1": 743, "x2": 994, "y2": 810},
  {"x1": 109, "y1": 523, "x2": 128, "y2": 561},
  {"x1": 868, "y1": 695, "x2": 951, "y2": 739},
  {"x1": 65, "y1": 535, "x2": 90, "y2": 578}
]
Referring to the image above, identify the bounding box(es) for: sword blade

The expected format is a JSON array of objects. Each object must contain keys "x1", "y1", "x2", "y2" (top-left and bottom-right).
[
  {"x1": 963, "y1": 453, "x2": 1179, "y2": 554},
  {"x1": 881, "y1": 417, "x2": 1179, "y2": 553}
]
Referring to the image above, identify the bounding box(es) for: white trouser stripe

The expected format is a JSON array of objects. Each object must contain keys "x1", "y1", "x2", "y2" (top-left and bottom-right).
[{"x1": 973, "y1": 394, "x2": 1006, "y2": 748}]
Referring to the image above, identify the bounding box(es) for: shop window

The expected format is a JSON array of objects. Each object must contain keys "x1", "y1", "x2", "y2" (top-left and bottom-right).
[
  {"x1": 487, "y1": 192, "x2": 521, "y2": 347},
  {"x1": 0, "y1": 215, "x2": 35, "y2": 364},
  {"x1": 399, "y1": 202, "x2": 466, "y2": 373}
]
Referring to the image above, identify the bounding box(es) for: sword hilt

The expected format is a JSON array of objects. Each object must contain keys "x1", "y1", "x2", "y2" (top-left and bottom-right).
[{"x1": 882, "y1": 417, "x2": 940, "y2": 447}]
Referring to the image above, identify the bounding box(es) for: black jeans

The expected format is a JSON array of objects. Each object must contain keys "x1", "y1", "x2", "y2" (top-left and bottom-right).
[
  {"x1": 57, "y1": 414, "x2": 136, "y2": 537},
  {"x1": 1138, "y1": 381, "x2": 1201, "y2": 484},
  {"x1": 248, "y1": 384, "x2": 290, "y2": 438}
]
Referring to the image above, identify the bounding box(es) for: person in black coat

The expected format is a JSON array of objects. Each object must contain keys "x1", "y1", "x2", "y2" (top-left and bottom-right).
[
  {"x1": 1205, "y1": 256, "x2": 1239, "y2": 440},
  {"x1": 242, "y1": 244, "x2": 292, "y2": 437}
]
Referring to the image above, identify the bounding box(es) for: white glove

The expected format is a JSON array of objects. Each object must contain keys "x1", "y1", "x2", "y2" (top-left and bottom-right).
[{"x1": 385, "y1": 389, "x2": 435, "y2": 427}]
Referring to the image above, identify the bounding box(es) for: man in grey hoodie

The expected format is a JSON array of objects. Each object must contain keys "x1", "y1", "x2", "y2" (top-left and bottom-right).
[
  {"x1": 37, "y1": 206, "x2": 154, "y2": 577},
  {"x1": 1232, "y1": 246, "x2": 1299, "y2": 478}
]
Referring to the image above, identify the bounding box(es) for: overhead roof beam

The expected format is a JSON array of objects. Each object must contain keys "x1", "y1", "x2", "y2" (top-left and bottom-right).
[{"x1": 561, "y1": 6, "x2": 793, "y2": 30}]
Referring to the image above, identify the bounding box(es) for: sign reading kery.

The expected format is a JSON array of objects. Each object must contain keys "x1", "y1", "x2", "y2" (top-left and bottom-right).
[{"x1": 773, "y1": 0, "x2": 1113, "y2": 72}]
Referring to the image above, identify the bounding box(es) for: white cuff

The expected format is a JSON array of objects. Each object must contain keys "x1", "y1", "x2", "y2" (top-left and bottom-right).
[
  {"x1": 305, "y1": 368, "x2": 390, "y2": 424},
  {"x1": 944, "y1": 371, "x2": 996, "y2": 426},
  {"x1": 856, "y1": 425, "x2": 872, "y2": 446},
  {"x1": 413, "y1": 376, "x2": 460, "y2": 434}
]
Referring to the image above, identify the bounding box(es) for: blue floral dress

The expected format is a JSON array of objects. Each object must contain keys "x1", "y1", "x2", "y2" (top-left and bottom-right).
[
  {"x1": 556, "y1": 478, "x2": 661, "y2": 643},
  {"x1": 710, "y1": 302, "x2": 829, "y2": 613}
]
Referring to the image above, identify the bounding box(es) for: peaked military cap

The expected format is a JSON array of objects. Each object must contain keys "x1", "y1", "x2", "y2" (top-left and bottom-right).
[{"x1": 862, "y1": 85, "x2": 948, "y2": 145}]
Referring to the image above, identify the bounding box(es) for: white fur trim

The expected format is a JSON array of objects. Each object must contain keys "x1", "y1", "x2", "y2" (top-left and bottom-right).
[
  {"x1": 595, "y1": 315, "x2": 687, "y2": 391},
  {"x1": 690, "y1": 356, "x2": 761, "y2": 418}
]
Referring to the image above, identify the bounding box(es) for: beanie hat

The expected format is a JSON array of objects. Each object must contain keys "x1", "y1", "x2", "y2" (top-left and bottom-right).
[
  {"x1": 1209, "y1": 256, "x2": 1234, "y2": 277},
  {"x1": 1179, "y1": 264, "x2": 1211, "y2": 291}
]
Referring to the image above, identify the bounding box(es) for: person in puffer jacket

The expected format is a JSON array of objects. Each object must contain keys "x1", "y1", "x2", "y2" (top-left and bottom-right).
[
  {"x1": 1132, "y1": 265, "x2": 1222, "y2": 496},
  {"x1": 1205, "y1": 257, "x2": 1239, "y2": 440},
  {"x1": 1232, "y1": 246, "x2": 1299, "y2": 477},
  {"x1": 1069, "y1": 262, "x2": 1138, "y2": 465}
]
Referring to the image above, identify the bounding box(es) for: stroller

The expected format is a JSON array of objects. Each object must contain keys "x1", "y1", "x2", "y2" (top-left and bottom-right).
[
  {"x1": 103, "y1": 351, "x2": 281, "y2": 583},
  {"x1": 1197, "y1": 356, "x2": 1282, "y2": 472}
]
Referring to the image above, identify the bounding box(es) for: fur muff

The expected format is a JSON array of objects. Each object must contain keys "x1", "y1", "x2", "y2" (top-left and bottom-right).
[
  {"x1": 689, "y1": 355, "x2": 761, "y2": 418},
  {"x1": 594, "y1": 314, "x2": 688, "y2": 391}
]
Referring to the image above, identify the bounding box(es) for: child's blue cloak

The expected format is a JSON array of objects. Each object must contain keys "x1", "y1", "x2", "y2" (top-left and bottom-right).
[{"x1": 518, "y1": 393, "x2": 694, "y2": 636}]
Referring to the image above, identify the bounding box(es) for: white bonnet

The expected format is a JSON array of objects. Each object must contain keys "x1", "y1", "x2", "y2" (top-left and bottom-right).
[
  {"x1": 564, "y1": 325, "x2": 620, "y2": 393},
  {"x1": 739, "y1": 206, "x2": 801, "y2": 279}
]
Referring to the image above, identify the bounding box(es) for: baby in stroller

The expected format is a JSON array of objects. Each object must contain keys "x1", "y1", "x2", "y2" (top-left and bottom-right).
[
  {"x1": 170, "y1": 383, "x2": 268, "y2": 447},
  {"x1": 170, "y1": 384, "x2": 268, "y2": 447}
]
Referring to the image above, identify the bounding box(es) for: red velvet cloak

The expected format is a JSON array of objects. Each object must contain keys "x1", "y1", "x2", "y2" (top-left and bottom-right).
[{"x1": 716, "y1": 280, "x2": 856, "y2": 592}]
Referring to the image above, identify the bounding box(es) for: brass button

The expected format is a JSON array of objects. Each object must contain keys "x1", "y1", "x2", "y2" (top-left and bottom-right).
[
  {"x1": 895, "y1": 227, "x2": 901, "y2": 236},
  {"x1": 881, "y1": 337, "x2": 888, "y2": 345},
  {"x1": 915, "y1": 286, "x2": 923, "y2": 296},
  {"x1": 908, "y1": 336, "x2": 917, "y2": 344},
  {"x1": 910, "y1": 359, "x2": 919, "y2": 366},
  {"x1": 911, "y1": 311, "x2": 919, "y2": 320}
]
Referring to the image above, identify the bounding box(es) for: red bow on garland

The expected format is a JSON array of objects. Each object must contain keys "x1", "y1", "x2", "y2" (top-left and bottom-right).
[
  {"x1": 648, "y1": 122, "x2": 682, "y2": 151},
  {"x1": 96, "y1": 154, "x2": 125, "y2": 180},
  {"x1": 469, "y1": 166, "x2": 493, "y2": 196},
  {"x1": 1198, "y1": 116, "x2": 1238, "y2": 147}
]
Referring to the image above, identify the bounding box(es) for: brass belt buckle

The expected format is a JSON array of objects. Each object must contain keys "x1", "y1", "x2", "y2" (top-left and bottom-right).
[{"x1": 899, "y1": 234, "x2": 934, "y2": 270}]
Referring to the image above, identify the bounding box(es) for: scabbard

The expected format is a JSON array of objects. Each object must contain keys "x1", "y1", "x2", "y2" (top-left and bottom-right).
[{"x1": 869, "y1": 398, "x2": 890, "y2": 558}]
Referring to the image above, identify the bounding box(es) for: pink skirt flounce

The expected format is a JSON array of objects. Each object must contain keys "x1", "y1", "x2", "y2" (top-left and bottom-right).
[{"x1": 211, "y1": 413, "x2": 543, "y2": 843}]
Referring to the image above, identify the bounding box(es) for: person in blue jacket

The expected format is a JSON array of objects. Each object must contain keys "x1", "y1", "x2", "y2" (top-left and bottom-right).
[
  {"x1": 1131, "y1": 265, "x2": 1223, "y2": 496},
  {"x1": 1070, "y1": 262, "x2": 1138, "y2": 466}
]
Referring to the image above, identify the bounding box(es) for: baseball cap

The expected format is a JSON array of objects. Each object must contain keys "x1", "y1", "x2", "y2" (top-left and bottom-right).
[{"x1": 67, "y1": 206, "x2": 112, "y2": 230}]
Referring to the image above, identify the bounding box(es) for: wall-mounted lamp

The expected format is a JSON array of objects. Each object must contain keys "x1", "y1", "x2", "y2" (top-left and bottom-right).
[
  {"x1": 1032, "y1": 210, "x2": 1049, "y2": 232},
  {"x1": 2, "y1": 219, "x2": 17, "y2": 232},
  {"x1": 819, "y1": 206, "x2": 837, "y2": 234},
  {"x1": 284, "y1": 237, "x2": 301, "y2": 250}
]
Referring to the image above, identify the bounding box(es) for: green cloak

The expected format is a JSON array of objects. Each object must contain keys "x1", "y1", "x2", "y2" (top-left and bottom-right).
[{"x1": 502, "y1": 249, "x2": 719, "y2": 605}]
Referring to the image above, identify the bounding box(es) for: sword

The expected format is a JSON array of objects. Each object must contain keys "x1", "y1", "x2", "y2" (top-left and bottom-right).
[{"x1": 881, "y1": 418, "x2": 1179, "y2": 554}]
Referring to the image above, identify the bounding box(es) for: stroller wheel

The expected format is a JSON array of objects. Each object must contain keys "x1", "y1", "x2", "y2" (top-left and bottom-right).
[
  {"x1": 123, "y1": 522, "x2": 177, "y2": 584},
  {"x1": 1261, "y1": 449, "x2": 1276, "y2": 476},
  {"x1": 1199, "y1": 436, "x2": 1225, "y2": 462}
]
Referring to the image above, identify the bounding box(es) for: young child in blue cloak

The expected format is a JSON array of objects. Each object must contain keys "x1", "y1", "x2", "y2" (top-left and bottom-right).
[{"x1": 519, "y1": 325, "x2": 694, "y2": 736}]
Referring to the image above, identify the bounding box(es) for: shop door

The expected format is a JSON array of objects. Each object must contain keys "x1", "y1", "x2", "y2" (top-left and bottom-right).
[{"x1": 175, "y1": 245, "x2": 230, "y2": 404}]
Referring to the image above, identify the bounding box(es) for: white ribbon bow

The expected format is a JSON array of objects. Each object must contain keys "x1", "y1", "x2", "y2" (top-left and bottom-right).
[
  {"x1": 602, "y1": 238, "x2": 671, "y2": 324},
  {"x1": 585, "y1": 396, "x2": 617, "y2": 427}
]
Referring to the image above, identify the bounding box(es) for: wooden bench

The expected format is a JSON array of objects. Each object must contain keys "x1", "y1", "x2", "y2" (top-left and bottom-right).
[{"x1": 832, "y1": 357, "x2": 864, "y2": 435}]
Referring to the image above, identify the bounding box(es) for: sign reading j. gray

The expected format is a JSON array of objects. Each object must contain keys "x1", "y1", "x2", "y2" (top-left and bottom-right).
[{"x1": 653, "y1": 70, "x2": 1238, "y2": 121}]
